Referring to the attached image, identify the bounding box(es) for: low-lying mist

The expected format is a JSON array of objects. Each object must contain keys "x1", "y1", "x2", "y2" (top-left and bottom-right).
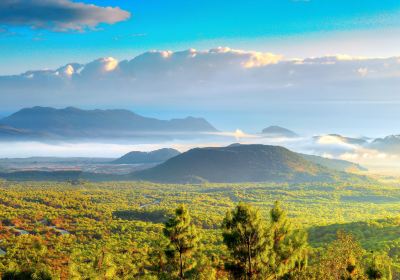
[{"x1": 0, "y1": 130, "x2": 399, "y2": 176}]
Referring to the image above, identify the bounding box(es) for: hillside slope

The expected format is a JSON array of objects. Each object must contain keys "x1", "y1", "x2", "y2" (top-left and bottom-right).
[
  {"x1": 300, "y1": 154, "x2": 367, "y2": 172},
  {"x1": 112, "y1": 148, "x2": 181, "y2": 164},
  {"x1": 133, "y1": 144, "x2": 369, "y2": 183}
]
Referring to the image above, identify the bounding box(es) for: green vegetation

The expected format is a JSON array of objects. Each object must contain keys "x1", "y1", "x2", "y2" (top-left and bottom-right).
[
  {"x1": 222, "y1": 203, "x2": 269, "y2": 278},
  {"x1": 0, "y1": 180, "x2": 399, "y2": 279},
  {"x1": 134, "y1": 144, "x2": 371, "y2": 184},
  {"x1": 268, "y1": 201, "x2": 307, "y2": 278},
  {"x1": 164, "y1": 205, "x2": 199, "y2": 279},
  {"x1": 112, "y1": 148, "x2": 181, "y2": 164}
]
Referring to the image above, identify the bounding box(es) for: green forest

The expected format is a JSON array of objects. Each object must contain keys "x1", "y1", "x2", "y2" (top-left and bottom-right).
[{"x1": 0, "y1": 180, "x2": 400, "y2": 279}]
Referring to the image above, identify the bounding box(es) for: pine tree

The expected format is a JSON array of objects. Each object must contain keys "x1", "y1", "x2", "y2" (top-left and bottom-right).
[
  {"x1": 163, "y1": 205, "x2": 199, "y2": 279},
  {"x1": 365, "y1": 252, "x2": 392, "y2": 280},
  {"x1": 222, "y1": 202, "x2": 270, "y2": 279},
  {"x1": 267, "y1": 201, "x2": 308, "y2": 279},
  {"x1": 317, "y1": 231, "x2": 366, "y2": 280}
]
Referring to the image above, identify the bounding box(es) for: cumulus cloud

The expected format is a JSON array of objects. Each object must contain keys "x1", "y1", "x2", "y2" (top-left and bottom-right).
[
  {"x1": 1, "y1": 47, "x2": 400, "y2": 119},
  {"x1": 0, "y1": 0, "x2": 130, "y2": 31},
  {"x1": 80, "y1": 57, "x2": 119, "y2": 76},
  {"x1": 207, "y1": 47, "x2": 282, "y2": 68}
]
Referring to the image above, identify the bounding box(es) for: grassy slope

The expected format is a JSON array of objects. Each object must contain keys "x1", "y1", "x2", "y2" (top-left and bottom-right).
[{"x1": 134, "y1": 144, "x2": 370, "y2": 183}]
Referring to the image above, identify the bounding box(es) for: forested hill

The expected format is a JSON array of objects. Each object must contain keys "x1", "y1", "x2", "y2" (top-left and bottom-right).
[
  {"x1": 112, "y1": 148, "x2": 181, "y2": 164},
  {"x1": 133, "y1": 144, "x2": 370, "y2": 183}
]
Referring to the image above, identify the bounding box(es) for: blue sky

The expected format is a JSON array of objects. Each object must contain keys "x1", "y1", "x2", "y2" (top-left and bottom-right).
[
  {"x1": 1, "y1": 0, "x2": 400, "y2": 137},
  {"x1": 1, "y1": 0, "x2": 400, "y2": 75}
]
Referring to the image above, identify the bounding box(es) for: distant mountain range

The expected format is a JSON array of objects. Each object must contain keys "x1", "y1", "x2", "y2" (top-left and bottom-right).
[
  {"x1": 370, "y1": 135, "x2": 400, "y2": 154},
  {"x1": 112, "y1": 148, "x2": 181, "y2": 164},
  {"x1": 261, "y1": 126, "x2": 298, "y2": 138},
  {"x1": 313, "y1": 134, "x2": 368, "y2": 145},
  {"x1": 0, "y1": 107, "x2": 217, "y2": 140},
  {"x1": 132, "y1": 144, "x2": 369, "y2": 183},
  {"x1": 300, "y1": 154, "x2": 367, "y2": 173},
  {"x1": 313, "y1": 133, "x2": 400, "y2": 155},
  {"x1": 0, "y1": 170, "x2": 83, "y2": 182}
]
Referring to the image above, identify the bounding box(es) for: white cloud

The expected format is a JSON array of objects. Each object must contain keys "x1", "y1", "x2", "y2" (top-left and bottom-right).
[
  {"x1": 207, "y1": 129, "x2": 259, "y2": 141},
  {"x1": 243, "y1": 52, "x2": 283, "y2": 68},
  {"x1": 0, "y1": 0, "x2": 130, "y2": 32},
  {"x1": 316, "y1": 135, "x2": 349, "y2": 146},
  {"x1": 334, "y1": 54, "x2": 376, "y2": 61},
  {"x1": 1, "y1": 47, "x2": 400, "y2": 113}
]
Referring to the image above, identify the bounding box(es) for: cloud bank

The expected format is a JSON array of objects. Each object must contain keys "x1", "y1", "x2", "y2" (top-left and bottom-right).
[
  {"x1": 1, "y1": 46, "x2": 400, "y2": 137},
  {"x1": 1, "y1": 47, "x2": 400, "y2": 108},
  {"x1": 0, "y1": 0, "x2": 130, "y2": 31}
]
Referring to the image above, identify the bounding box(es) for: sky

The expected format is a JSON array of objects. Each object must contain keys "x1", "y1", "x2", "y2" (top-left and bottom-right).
[
  {"x1": 1, "y1": 0, "x2": 400, "y2": 136},
  {"x1": 2, "y1": 0, "x2": 400, "y2": 74}
]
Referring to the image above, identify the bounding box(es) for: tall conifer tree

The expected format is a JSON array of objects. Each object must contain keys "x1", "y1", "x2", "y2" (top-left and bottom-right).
[
  {"x1": 268, "y1": 201, "x2": 308, "y2": 279},
  {"x1": 163, "y1": 205, "x2": 199, "y2": 279},
  {"x1": 222, "y1": 203, "x2": 270, "y2": 279}
]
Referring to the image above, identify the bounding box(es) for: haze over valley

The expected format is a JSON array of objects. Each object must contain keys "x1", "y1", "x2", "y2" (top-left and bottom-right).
[{"x1": 0, "y1": 106, "x2": 399, "y2": 177}]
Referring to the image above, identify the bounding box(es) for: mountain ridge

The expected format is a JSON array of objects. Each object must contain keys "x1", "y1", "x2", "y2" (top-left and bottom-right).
[
  {"x1": 0, "y1": 107, "x2": 217, "y2": 140},
  {"x1": 370, "y1": 135, "x2": 400, "y2": 154}
]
